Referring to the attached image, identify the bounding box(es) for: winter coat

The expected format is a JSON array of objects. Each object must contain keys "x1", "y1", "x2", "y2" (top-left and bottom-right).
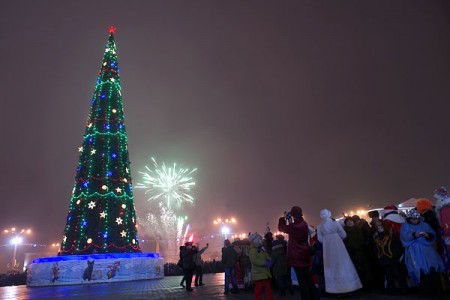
[
  {"x1": 373, "y1": 231, "x2": 403, "y2": 267},
  {"x1": 270, "y1": 241, "x2": 288, "y2": 277},
  {"x1": 194, "y1": 245, "x2": 208, "y2": 266},
  {"x1": 222, "y1": 245, "x2": 239, "y2": 268},
  {"x1": 181, "y1": 247, "x2": 195, "y2": 270},
  {"x1": 400, "y1": 220, "x2": 445, "y2": 284},
  {"x1": 318, "y1": 217, "x2": 362, "y2": 293},
  {"x1": 249, "y1": 244, "x2": 272, "y2": 281},
  {"x1": 278, "y1": 216, "x2": 311, "y2": 267}
]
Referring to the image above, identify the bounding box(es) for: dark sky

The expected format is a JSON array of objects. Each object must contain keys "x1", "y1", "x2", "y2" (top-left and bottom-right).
[{"x1": 2, "y1": 1, "x2": 450, "y2": 244}]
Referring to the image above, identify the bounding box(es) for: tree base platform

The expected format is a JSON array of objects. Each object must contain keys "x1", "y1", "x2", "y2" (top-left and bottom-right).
[{"x1": 26, "y1": 252, "x2": 164, "y2": 286}]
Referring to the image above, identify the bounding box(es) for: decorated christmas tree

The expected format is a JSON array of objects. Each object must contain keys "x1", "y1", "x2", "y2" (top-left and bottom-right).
[{"x1": 59, "y1": 27, "x2": 141, "y2": 255}]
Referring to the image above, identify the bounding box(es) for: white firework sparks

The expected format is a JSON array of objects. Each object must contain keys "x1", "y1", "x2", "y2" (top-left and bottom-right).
[{"x1": 137, "y1": 157, "x2": 197, "y2": 209}]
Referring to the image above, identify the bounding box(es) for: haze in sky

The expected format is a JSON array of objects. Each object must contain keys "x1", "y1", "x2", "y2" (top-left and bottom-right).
[{"x1": 1, "y1": 1, "x2": 450, "y2": 249}]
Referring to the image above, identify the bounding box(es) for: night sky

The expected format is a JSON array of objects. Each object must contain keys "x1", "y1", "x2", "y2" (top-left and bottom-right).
[{"x1": 2, "y1": 1, "x2": 450, "y2": 245}]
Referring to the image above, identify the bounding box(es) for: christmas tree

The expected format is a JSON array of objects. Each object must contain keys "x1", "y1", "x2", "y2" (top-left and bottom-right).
[{"x1": 59, "y1": 27, "x2": 141, "y2": 255}]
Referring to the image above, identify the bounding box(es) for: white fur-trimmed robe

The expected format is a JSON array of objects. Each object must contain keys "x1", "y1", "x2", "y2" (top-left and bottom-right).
[{"x1": 317, "y1": 218, "x2": 362, "y2": 294}]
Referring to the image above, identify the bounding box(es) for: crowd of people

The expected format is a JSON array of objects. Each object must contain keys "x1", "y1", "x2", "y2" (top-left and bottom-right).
[
  {"x1": 176, "y1": 187, "x2": 450, "y2": 300},
  {"x1": 0, "y1": 271, "x2": 27, "y2": 286}
]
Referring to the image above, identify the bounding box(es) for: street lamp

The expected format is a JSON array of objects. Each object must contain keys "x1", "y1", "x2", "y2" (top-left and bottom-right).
[
  {"x1": 3, "y1": 227, "x2": 32, "y2": 270},
  {"x1": 213, "y1": 217, "x2": 237, "y2": 240},
  {"x1": 221, "y1": 226, "x2": 230, "y2": 240},
  {"x1": 10, "y1": 236, "x2": 23, "y2": 269}
]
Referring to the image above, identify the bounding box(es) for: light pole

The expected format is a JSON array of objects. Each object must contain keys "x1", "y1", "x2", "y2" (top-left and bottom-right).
[
  {"x1": 10, "y1": 236, "x2": 22, "y2": 269},
  {"x1": 221, "y1": 226, "x2": 230, "y2": 240},
  {"x1": 4, "y1": 227, "x2": 31, "y2": 270}
]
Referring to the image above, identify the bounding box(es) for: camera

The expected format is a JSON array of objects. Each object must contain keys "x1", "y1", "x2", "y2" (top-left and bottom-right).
[{"x1": 284, "y1": 211, "x2": 292, "y2": 221}]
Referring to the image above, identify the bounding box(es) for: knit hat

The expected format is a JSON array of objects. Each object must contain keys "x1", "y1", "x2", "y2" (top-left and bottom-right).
[
  {"x1": 248, "y1": 232, "x2": 263, "y2": 246},
  {"x1": 416, "y1": 198, "x2": 433, "y2": 214},
  {"x1": 320, "y1": 209, "x2": 331, "y2": 219},
  {"x1": 434, "y1": 186, "x2": 448, "y2": 200},
  {"x1": 290, "y1": 206, "x2": 303, "y2": 218}
]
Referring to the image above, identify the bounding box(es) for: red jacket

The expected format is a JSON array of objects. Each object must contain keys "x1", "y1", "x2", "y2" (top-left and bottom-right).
[{"x1": 278, "y1": 217, "x2": 311, "y2": 267}]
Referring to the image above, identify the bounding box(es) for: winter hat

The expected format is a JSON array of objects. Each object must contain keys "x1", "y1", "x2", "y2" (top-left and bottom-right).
[
  {"x1": 344, "y1": 217, "x2": 354, "y2": 225},
  {"x1": 272, "y1": 238, "x2": 285, "y2": 250},
  {"x1": 185, "y1": 242, "x2": 193, "y2": 246},
  {"x1": 290, "y1": 206, "x2": 303, "y2": 218},
  {"x1": 416, "y1": 198, "x2": 433, "y2": 214},
  {"x1": 275, "y1": 234, "x2": 285, "y2": 241},
  {"x1": 248, "y1": 232, "x2": 263, "y2": 246},
  {"x1": 320, "y1": 209, "x2": 331, "y2": 219},
  {"x1": 368, "y1": 210, "x2": 379, "y2": 219},
  {"x1": 382, "y1": 205, "x2": 405, "y2": 224},
  {"x1": 406, "y1": 208, "x2": 421, "y2": 219},
  {"x1": 381, "y1": 205, "x2": 398, "y2": 218},
  {"x1": 264, "y1": 231, "x2": 273, "y2": 241},
  {"x1": 434, "y1": 186, "x2": 448, "y2": 200},
  {"x1": 224, "y1": 239, "x2": 231, "y2": 247},
  {"x1": 351, "y1": 215, "x2": 361, "y2": 223}
]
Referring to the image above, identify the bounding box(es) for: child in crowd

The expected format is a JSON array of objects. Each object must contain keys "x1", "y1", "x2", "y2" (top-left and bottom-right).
[
  {"x1": 271, "y1": 234, "x2": 288, "y2": 296},
  {"x1": 249, "y1": 232, "x2": 273, "y2": 300}
]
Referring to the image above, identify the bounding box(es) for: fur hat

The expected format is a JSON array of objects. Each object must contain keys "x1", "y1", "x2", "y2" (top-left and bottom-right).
[
  {"x1": 290, "y1": 206, "x2": 303, "y2": 218},
  {"x1": 320, "y1": 209, "x2": 331, "y2": 219},
  {"x1": 368, "y1": 210, "x2": 379, "y2": 218},
  {"x1": 248, "y1": 232, "x2": 263, "y2": 246},
  {"x1": 416, "y1": 198, "x2": 433, "y2": 214}
]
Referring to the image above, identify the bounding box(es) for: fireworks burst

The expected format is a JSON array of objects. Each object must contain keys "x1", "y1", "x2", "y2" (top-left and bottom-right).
[{"x1": 137, "y1": 157, "x2": 197, "y2": 209}]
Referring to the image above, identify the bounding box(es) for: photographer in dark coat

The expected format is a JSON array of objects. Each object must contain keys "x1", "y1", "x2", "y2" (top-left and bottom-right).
[{"x1": 278, "y1": 206, "x2": 320, "y2": 300}]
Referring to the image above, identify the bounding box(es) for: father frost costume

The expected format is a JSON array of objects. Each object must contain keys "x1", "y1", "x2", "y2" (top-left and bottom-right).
[{"x1": 317, "y1": 209, "x2": 362, "y2": 294}]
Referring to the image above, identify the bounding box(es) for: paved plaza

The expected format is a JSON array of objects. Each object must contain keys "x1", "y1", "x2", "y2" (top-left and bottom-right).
[{"x1": 0, "y1": 273, "x2": 449, "y2": 300}]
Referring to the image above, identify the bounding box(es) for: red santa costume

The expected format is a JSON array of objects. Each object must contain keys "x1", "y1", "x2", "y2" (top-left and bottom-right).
[
  {"x1": 381, "y1": 205, "x2": 405, "y2": 240},
  {"x1": 433, "y1": 186, "x2": 450, "y2": 272}
]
